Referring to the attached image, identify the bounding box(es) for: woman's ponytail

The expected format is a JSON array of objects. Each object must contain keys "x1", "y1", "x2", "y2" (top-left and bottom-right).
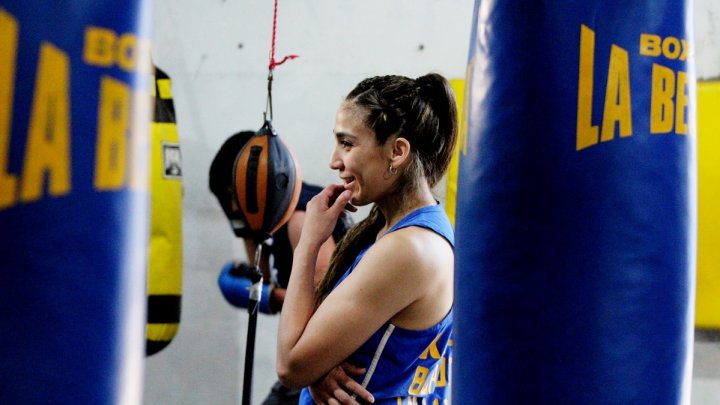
[{"x1": 314, "y1": 205, "x2": 385, "y2": 306}]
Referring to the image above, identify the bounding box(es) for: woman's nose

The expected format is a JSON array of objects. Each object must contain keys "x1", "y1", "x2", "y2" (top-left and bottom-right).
[{"x1": 329, "y1": 150, "x2": 342, "y2": 170}]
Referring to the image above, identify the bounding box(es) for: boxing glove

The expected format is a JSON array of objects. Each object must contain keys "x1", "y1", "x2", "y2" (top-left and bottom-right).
[{"x1": 218, "y1": 261, "x2": 276, "y2": 314}]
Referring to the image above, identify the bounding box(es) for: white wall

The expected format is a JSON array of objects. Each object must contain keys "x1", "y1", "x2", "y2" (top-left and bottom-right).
[
  {"x1": 147, "y1": 1, "x2": 720, "y2": 404},
  {"x1": 695, "y1": 0, "x2": 720, "y2": 80}
]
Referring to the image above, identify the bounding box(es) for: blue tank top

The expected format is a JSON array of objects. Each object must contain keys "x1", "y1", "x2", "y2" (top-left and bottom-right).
[{"x1": 300, "y1": 204, "x2": 454, "y2": 404}]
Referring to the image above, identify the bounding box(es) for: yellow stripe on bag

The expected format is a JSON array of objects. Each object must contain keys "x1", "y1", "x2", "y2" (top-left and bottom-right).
[
  {"x1": 157, "y1": 78, "x2": 172, "y2": 100},
  {"x1": 696, "y1": 80, "x2": 720, "y2": 329},
  {"x1": 445, "y1": 78, "x2": 466, "y2": 226},
  {"x1": 146, "y1": 323, "x2": 180, "y2": 341},
  {"x1": 146, "y1": 67, "x2": 183, "y2": 355}
]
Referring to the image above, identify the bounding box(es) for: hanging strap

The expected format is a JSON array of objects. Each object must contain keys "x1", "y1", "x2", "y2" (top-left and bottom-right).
[{"x1": 264, "y1": 0, "x2": 298, "y2": 121}]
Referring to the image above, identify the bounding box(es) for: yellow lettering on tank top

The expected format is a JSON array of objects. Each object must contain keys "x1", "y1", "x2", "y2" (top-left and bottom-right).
[
  {"x1": 408, "y1": 366, "x2": 429, "y2": 396},
  {"x1": 419, "y1": 331, "x2": 444, "y2": 360}
]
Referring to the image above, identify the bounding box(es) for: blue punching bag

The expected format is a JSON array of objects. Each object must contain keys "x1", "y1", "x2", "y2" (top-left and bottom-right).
[
  {"x1": 0, "y1": 1, "x2": 151, "y2": 403},
  {"x1": 454, "y1": 1, "x2": 695, "y2": 403}
]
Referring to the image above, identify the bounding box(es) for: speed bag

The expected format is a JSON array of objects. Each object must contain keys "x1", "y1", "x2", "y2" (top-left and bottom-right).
[
  {"x1": 454, "y1": 1, "x2": 695, "y2": 404},
  {"x1": 146, "y1": 66, "x2": 183, "y2": 356},
  {"x1": 0, "y1": 1, "x2": 152, "y2": 403},
  {"x1": 233, "y1": 120, "x2": 301, "y2": 242}
]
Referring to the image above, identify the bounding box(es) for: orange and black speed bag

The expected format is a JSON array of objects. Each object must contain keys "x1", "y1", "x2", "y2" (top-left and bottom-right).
[{"x1": 233, "y1": 120, "x2": 301, "y2": 242}]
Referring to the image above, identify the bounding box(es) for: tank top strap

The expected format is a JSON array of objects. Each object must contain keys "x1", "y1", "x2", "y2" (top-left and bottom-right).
[{"x1": 387, "y1": 204, "x2": 454, "y2": 247}]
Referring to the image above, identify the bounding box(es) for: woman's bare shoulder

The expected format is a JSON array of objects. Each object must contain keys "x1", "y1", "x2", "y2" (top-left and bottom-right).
[{"x1": 365, "y1": 226, "x2": 453, "y2": 276}]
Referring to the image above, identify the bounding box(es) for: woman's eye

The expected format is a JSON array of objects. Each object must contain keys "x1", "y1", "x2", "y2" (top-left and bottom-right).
[{"x1": 340, "y1": 141, "x2": 352, "y2": 149}]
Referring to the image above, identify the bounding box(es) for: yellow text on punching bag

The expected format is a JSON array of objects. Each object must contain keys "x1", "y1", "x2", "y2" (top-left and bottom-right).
[
  {"x1": 20, "y1": 42, "x2": 72, "y2": 203},
  {"x1": 642, "y1": 33, "x2": 689, "y2": 136},
  {"x1": 94, "y1": 77, "x2": 130, "y2": 190},
  {"x1": 83, "y1": 26, "x2": 143, "y2": 73},
  {"x1": 0, "y1": 8, "x2": 148, "y2": 211},
  {"x1": 639, "y1": 33, "x2": 689, "y2": 61},
  {"x1": 650, "y1": 64, "x2": 688, "y2": 135},
  {"x1": 0, "y1": 10, "x2": 73, "y2": 208},
  {"x1": 576, "y1": 24, "x2": 633, "y2": 151},
  {"x1": 0, "y1": 8, "x2": 19, "y2": 209},
  {"x1": 575, "y1": 25, "x2": 690, "y2": 152}
]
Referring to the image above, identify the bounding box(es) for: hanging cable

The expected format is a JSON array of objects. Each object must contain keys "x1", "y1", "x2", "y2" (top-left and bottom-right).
[
  {"x1": 238, "y1": 4, "x2": 302, "y2": 403},
  {"x1": 264, "y1": 0, "x2": 298, "y2": 122}
]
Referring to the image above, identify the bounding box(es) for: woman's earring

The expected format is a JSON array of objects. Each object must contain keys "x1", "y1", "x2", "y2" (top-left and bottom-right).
[{"x1": 388, "y1": 163, "x2": 398, "y2": 175}]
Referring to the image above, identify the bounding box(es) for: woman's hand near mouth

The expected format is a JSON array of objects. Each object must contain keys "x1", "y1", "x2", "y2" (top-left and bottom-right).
[{"x1": 301, "y1": 185, "x2": 355, "y2": 249}]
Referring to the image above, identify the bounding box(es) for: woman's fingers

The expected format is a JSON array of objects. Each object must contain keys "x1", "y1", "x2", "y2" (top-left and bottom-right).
[
  {"x1": 323, "y1": 184, "x2": 347, "y2": 203},
  {"x1": 330, "y1": 190, "x2": 352, "y2": 213},
  {"x1": 340, "y1": 363, "x2": 365, "y2": 376},
  {"x1": 335, "y1": 363, "x2": 373, "y2": 403},
  {"x1": 310, "y1": 363, "x2": 373, "y2": 404},
  {"x1": 331, "y1": 388, "x2": 359, "y2": 405},
  {"x1": 302, "y1": 184, "x2": 353, "y2": 246},
  {"x1": 345, "y1": 380, "x2": 374, "y2": 403},
  {"x1": 325, "y1": 184, "x2": 350, "y2": 207}
]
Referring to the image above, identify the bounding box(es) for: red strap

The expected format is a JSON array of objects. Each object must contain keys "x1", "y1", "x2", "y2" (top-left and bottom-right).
[{"x1": 268, "y1": 0, "x2": 298, "y2": 71}]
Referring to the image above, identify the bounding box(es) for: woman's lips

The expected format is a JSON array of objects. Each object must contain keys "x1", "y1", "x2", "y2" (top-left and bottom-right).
[{"x1": 341, "y1": 177, "x2": 355, "y2": 189}]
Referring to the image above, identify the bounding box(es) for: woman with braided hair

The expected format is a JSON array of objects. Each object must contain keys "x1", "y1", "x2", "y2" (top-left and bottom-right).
[{"x1": 277, "y1": 73, "x2": 457, "y2": 404}]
